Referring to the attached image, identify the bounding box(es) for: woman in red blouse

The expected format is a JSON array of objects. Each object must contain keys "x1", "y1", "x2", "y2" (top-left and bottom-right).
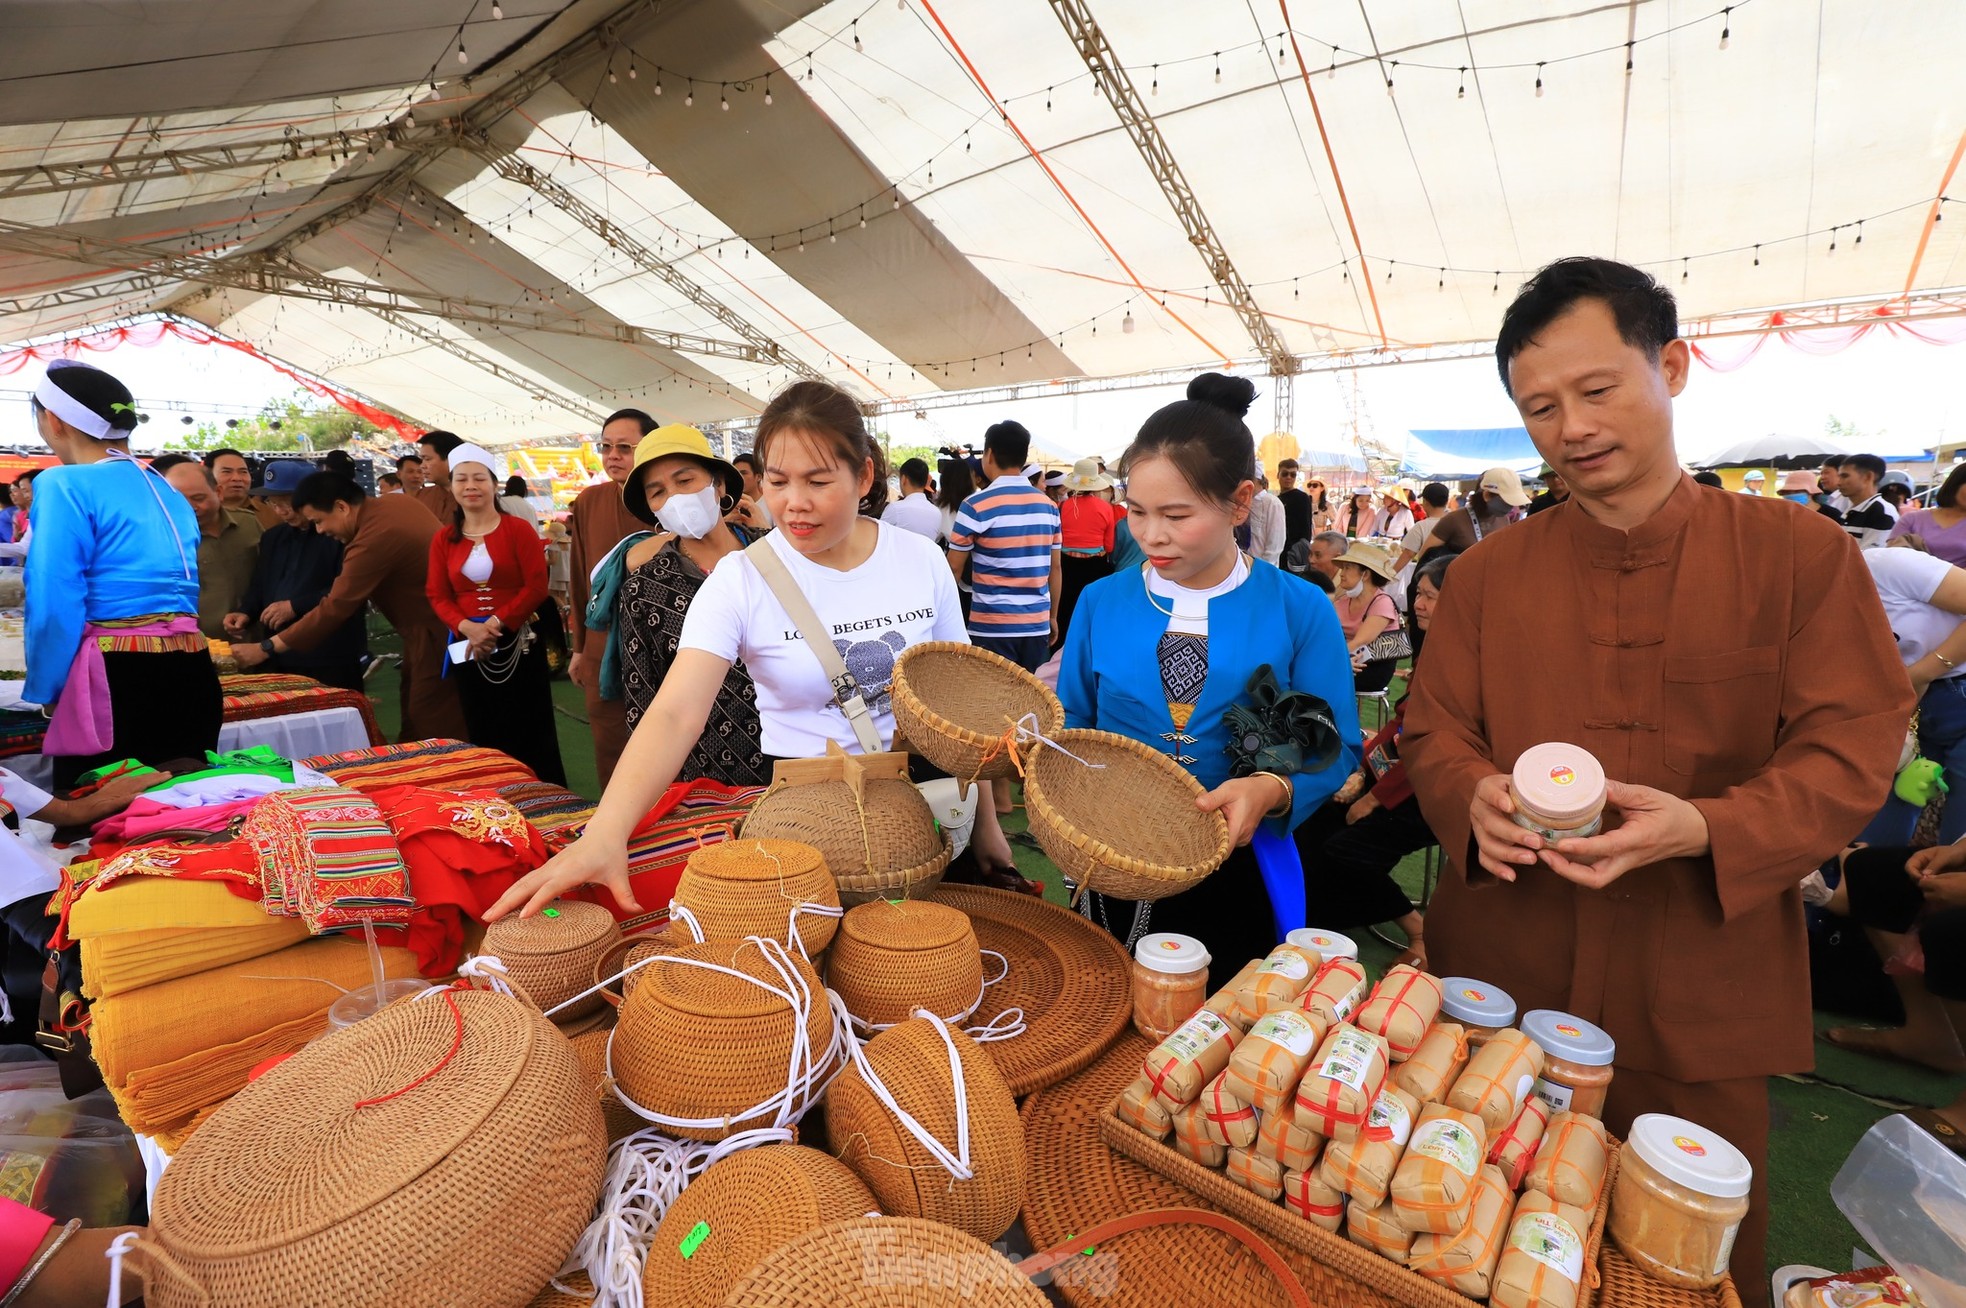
[{"x1": 425, "y1": 444, "x2": 567, "y2": 785}]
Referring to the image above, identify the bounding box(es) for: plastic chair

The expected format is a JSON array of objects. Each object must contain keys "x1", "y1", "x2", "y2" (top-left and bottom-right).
[{"x1": 1355, "y1": 657, "x2": 1399, "y2": 730}]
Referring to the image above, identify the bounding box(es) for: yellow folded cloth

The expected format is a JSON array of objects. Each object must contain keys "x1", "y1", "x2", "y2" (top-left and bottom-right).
[
  {"x1": 120, "y1": 1011, "x2": 330, "y2": 1136},
  {"x1": 68, "y1": 875, "x2": 271, "y2": 937},
  {"x1": 81, "y1": 922, "x2": 311, "y2": 1000}
]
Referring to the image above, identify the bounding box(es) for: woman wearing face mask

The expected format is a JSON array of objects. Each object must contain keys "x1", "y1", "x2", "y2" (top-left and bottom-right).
[
  {"x1": 603, "y1": 424, "x2": 769, "y2": 786},
  {"x1": 487, "y1": 381, "x2": 1023, "y2": 921},
  {"x1": 426, "y1": 444, "x2": 567, "y2": 785},
  {"x1": 1331, "y1": 541, "x2": 1402, "y2": 667},
  {"x1": 1061, "y1": 373, "x2": 1361, "y2": 987}
]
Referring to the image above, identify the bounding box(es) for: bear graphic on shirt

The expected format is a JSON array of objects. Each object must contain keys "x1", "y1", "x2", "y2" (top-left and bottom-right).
[{"x1": 833, "y1": 630, "x2": 907, "y2": 710}]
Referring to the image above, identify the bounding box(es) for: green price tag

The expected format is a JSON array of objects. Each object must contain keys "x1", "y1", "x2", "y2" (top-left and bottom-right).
[
  {"x1": 679, "y1": 1221, "x2": 710, "y2": 1259},
  {"x1": 542, "y1": 907, "x2": 561, "y2": 919}
]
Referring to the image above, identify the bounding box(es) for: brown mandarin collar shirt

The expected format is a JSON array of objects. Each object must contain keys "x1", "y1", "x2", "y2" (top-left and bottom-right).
[
  {"x1": 414, "y1": 480, "x2": 457, "y2": 525},
  {"x1": 1402, "y1": 474, "x2": 1911, "y2": 1082},
  {"x1": 567, "y1": 480, "x2": 646, "y2": 655}
]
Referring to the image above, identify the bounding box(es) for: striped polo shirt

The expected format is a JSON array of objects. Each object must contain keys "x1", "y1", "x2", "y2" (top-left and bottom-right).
[{"x1": 948, "y1": 475, "x2": 1062, "y2": 638}]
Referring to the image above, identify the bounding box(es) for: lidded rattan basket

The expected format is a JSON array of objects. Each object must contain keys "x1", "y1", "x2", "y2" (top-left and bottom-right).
[
  {"x1": 891, "y1": 641, "x2": 1065, "y2": 783},
  {"x1": 481, "y1": 899, "x2": 620, "y2": 1018},
  {"x1": 566, "y1": 1027, "x2": 639, "y2": 1144},
  {"x1": 642, "y1": 1145, "x2": 877, "y2": 1305},
  {"x1": 595, "y1": 932, "x2": 685, "y2": 1009},
  {"x1": 671, "y1": 838, "x2": 840, "y2": 955},
  {"x1": 611, "y1": 938, "x2": 838, "y2": 1141},
  {"x1": 826, "y1": 1015, "x2": 1026, "y2": 1242},
  {"x1": 135, "y1": 987, "x2": 605, "y2": 1307},
  {"x1": 720, "y1": 1216, "x2": 1048, "y2": 1307},
  {"x1": 827, "y1": 898, "x2": 982, "y2": 1032},
  {"x1": 741, "y1": 749, "x2": 951, "y2": 906},
  {"x1": 1023, "y1": 729, "x2": 1231, "y2": 901}
]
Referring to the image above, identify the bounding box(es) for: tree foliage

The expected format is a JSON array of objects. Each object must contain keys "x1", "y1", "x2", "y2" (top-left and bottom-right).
[{"x1": 164, "y1": 393, "x2": 393, "y2": 453}]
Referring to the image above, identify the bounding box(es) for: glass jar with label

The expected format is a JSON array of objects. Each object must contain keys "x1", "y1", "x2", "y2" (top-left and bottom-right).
[
  {"x1": 1608, "y1": 1113, "x2": 1753, "y2": 1290},
  {"x1": 1522, "y1": 1009, "x2": 1616, "y2": 1118},
  {"x1": 1131, "y1": 932, "x2": 1211, "y2": 1042},
  {"x1": 1510, "y1": 742, "x2": 1607, "y2": 841},
  {"x1": 1438, "y1": 977, "x2": 1517, "y2": 1048},
  {"x1": 1286, "y1": 927, "x2": 1358, "y2": 962}
]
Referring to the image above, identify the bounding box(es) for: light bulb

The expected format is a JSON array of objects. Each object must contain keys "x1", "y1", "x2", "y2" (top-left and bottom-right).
[
  {"x1": 1122, "y1": 311, "x2": 1135, "y2": 334},
  {"x1": 764, "y1": 88, "x2": 773, "y2": 105},
  {"x1": 457, "y1": 44, "x2": 468, "y2": 64},
  {"x1": 491, "y1": 2, "x2": 502, "y2": 17}
]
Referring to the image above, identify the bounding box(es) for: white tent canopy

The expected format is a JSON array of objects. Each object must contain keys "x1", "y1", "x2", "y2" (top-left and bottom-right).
[{"x1": 1, "y1": 0, "x2": 1962, "y2": 444}]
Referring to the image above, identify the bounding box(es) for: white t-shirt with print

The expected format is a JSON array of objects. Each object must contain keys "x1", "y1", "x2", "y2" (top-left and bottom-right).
[
  {"x1": 1865, "y1": 547, "x2": 1966, "y2": 678},
  {"x1": 679, "y1": 521, "x2": 968, "y2": 758}
]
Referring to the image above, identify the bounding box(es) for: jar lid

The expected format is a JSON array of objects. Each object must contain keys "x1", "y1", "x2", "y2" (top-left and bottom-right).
[
  {"x1": 1135, "y1": 933, "x2": 1211, "y2": 975},
  {"x1": 1437, "y1": 977, "x2": 1517, "y2": 1028},
  {"x1": 1520, "y1": 1009, "x2": 1616, "y2": 1066},
  {"x1": 1510, "y1": 742, "x2": 1608, "y2": 827},
  {"x1": 1285, "y1": 928, "x2": 1357, "y2": 962},
  {"x1": 1627, "y1": 1113, "x2": 1752, "y2": 1199}
]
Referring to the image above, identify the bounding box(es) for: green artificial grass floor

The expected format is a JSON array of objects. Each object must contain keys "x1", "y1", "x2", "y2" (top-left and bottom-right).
[{"x1": 358, "y1": 644, "x2": 1960, "y2": 1281}]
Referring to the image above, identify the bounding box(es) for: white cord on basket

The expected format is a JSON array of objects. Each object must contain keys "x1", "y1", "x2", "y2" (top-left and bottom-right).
[
  {"x1": 1009, "y1": 712, "x2": 1107, "y2": 770},
  {"x1": 103, "y1": 1231, "x2": 139, "y2": 1308},
  {"x1": 420, "y1": 954, "x2": 516, "y2": 999},
  {"x1": 838, "y1": 1006, "x2": 974, "y2": 1182},
  {"x1": 665, "y1": 898, "x2": 843, "y2": 962},
  {"x1": 842, "y1": 948, "x2": 1027, "y2": 1045}
]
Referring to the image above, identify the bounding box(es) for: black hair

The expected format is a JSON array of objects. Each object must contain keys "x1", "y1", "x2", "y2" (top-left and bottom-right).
[
  {"x1": 149, "y1": 452, "x2": 197, "y2": 474},
  {"x1": 935, "y1": 456, "x2": 976, "y2": 514},
  {"x1": 753, "y1": 380, "x2": 889, "y2": 516},
  {"x1": 203, "y1": 447, "x2": 245, "y2": 467},
  {"x1": 732, "y1": 452, "x2": 760, "y2": 473},
  {"x1": 1301, "y1": 567, "x2": 1335, "y2": 594},
  {"x1": 897, "y1": 457, "x2": 931, "y2": 488},
  {"x1": 1820, "y1": 455, "x2": 1847, "y2": 469},
  {"x1": 417, "y1": 430, "x2": 464, "y2": 459},
  {"x1": 322, "y1": 449, "x2": 357, "y2": 476},
  {"x1": 34, "y1": 362, "x2": 140, "y2": 437},
  {"x1": 378, "y1": 473, "x2": 402, "y2": 489},
  {"x1": 292, "y1": 471, "x2": 366, "y2": 513},
  {"x1": 603, "y1": 408, "x2": 659, "y2": 437},
  {"x1": 504, "y1": 475, "x2": 529, "y2": 497},
  {"x1": 395, "y1": 453, "x2": 423, "y2": 470},
  {"x1": 1495, "y1": 257, "x2": 1679, "y2": 396},
  {"x1": 1123, "y1": 372, "x2": 1257, "y2": 505},
  {"x1": 1935, "y1": 464, "x2": 1966, "y2": 511},
  {"x1": 1692, "y1": 470, "x2": 1724, "y2": 488},
  {"x1": 1412, "y1": 549, "x2": 1459, "y2": 596},
  {"x1": 16, "y1": 469, "x2": 37, "y2": 484},
  {"x1": 1882, "y1": 483, "x2": 1913, "y2": 508},
  {"x1": 1845, "y1": 453, "x2": 1887, "y2": 482},
  {"x1": 1420, "y1": 481, "x2": 1450, "y2": 509},
  {"x1": 983, "y1": 420, "x2": 1032, "y2": 470}
]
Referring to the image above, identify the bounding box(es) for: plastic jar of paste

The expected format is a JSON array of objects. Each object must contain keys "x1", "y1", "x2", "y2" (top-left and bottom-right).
[
  {"x1": 1609, "y1": 1114, "x2": 1753, "y2": 1290},
  {"x1": 1438, "y1": 977, "x2": 1517, "y2": 1048},
  {"x1": 1510, "y1": 743, "x2": 1608, "y2": 841},
  {"x1": 1286, "y1": 928, "x2": 1358, "y2": 962},
  {"x1": 1522, "y1": 1009, "x2": 1617, "y2": 1119},
  {"x1": 1132, "y1": 933, "x2": 1212, "y2": 1043}
]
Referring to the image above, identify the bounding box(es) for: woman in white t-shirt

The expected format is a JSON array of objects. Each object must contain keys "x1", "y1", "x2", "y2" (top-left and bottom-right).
[
  {"x1": 490, "y1": 382, "x2": 1018, "y2": 919},
  {"x1": 1860, "y1": 541, "x2": 1966, "y2": 846}
]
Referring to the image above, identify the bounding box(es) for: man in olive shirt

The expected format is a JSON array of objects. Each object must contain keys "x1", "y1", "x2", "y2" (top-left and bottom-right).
[{"x1": 162, "y1": 460, "x2": 262, "y2": 640}]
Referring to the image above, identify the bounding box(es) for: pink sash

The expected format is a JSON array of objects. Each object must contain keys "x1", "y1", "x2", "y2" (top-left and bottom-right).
[{"x1": 43, "y1": 616, "x2": 202, "y2": 757}]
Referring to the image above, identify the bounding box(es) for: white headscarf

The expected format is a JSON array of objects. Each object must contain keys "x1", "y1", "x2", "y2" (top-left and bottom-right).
[{"x1": 447, "y1": 442, "x2": 502, "y2": 478}]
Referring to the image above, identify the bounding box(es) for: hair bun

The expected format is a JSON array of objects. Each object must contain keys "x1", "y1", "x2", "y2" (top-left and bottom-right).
[{"x1": 1186, "y1": 372, "x2": 1256, "y2": 419}]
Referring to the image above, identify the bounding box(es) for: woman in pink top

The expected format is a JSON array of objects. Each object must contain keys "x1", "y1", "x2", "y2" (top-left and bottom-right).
[
  {"x1": 1331, "y1": 541, "x2": 1402, "y2": 658},
  {"x1": 1890, "y1": 465, "x2": 1966, "y2": 566}
]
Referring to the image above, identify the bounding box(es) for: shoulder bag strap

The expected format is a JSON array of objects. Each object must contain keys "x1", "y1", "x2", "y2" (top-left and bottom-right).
[{"x1": 743, "y1": 536, "x2": 884, "y2": 754}]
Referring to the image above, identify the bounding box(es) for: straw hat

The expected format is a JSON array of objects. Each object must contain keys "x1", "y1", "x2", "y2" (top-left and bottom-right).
[
  {"x1": 1062, "y1": 456, "x2": 1114, "y2": 492},
  {"x1": 1780, "y1": 470, "x2": 1817, "y2": 492},
  {"x1": 624, "y1": 424, "x2": 743, "y2": 526},
  {"x1": 1333, "y1": 541, "x2": 1398, "y2": 584}
]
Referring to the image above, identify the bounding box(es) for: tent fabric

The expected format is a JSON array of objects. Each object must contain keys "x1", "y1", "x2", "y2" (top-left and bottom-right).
[
  {"x1": 0, "y1": 0, "x2": 1962, "y2": 443},
  {"x1": 1405, "y1": 428, "x2": 1539, "y2": 464}
]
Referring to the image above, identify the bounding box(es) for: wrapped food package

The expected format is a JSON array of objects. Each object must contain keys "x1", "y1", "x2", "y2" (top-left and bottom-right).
[
  {"x1": 1447, "y1": 1027, "x2": 1547, "y2": 1134},
  {"x1": 1115, "y1": 1075, "x2": 1173, "y2": 1139},
  {"x1": 1408, "y1": 1165, "x2": 1514, "y2": 1298},
  {"x1": 1254, "y1": 1109, "x2": 1325, "y2": 1173},
  {"x1": 1347, "y1": 1197, "x2": 1416, "y2": 1261},
  {"x1": 1300, "y1": 957, "x2": 1370, "y2": 1028},
  {"x1": 1283, "y1": 1165, "x2": 1347, "y2": 1232},
  {"x1": 1224, "y1": 1006, "x2": 1327, "y2": 1113},
  {"x1": 1394, "y1": 1021, "x2": 1471, "y2": 1105},
  {"x1": 1291, "y1": 1024, "x2": 1390, "y2": 1143},
  {"x1": 1492, "y1": 1190, "x2": 1595, "y2": 1308},
  {"x1": 1142, "y1": 1007, "x2": 1240, "y2": 1110},
  {"x1": 1321, "y1": 1086, "x2": 1420, "y2": 1208},
  {"x1": 1355, "y1": 964, "x2": 1446, "y2": 1062},
  {"x1": 1197, "y1": 1070, "x2": 1261, "y2": 1148},
  {"x1": 1525, "y1": 1111, "x2": 1611, "y2": 1210},
  {"x1": 1226, "y1": 1145, "x2": 1285, "y2": 1201},
  {"x1": 1199, "y1": 959, "x2": 1263, "y2": 1033},
  {"x1": 1391, "y1": 1102, "x2": 1491, "y2": 1235},
  {"x1": 1490, "y1": 1096, "x2": 1554, "y2": 1190},
  {"x1": 1171, "y1": 1100, "x2": 1226, "y2": 1168},
  {"x1": 1235, "y1": 944, "x2": 1323, "y2": 1018}
]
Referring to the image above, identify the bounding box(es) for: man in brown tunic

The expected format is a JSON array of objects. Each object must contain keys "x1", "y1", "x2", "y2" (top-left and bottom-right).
[
  {"x1": 413, "y1": 430, "x2": 460, "y2": 524},
  {"x1": 1402, "y1": 259, "x2": 1910, "y2": 1303},
  {"x1": 232, "y1": 470, "x2": 468, "y2": 743},
  {"x1": 567, "y1": 410, "x2": 650, "y2": 787}
]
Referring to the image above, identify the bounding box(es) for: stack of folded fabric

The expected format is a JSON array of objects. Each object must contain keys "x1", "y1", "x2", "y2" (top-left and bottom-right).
[{"x1": 302, "y1": 738, "x2": 540, "y2": 793}]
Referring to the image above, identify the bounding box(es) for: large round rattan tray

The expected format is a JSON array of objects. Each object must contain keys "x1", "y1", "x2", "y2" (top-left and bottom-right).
[
  {"x1": 643, "y1": 1145, "x2": 877, "y2": 1306},
  {"x1": 926, "y1": 883, "x2": 1131, "y2": 1097},
  {"x1": 1023, "y1": 730, "x2": 1231, "y2": 901},
  {"x1": 891, "y1": 641, "x2": 1065, "y2": 783},
  {"x1": 828, "y1": 898, "x2": 982, "y2": 1031},
  {"x1": 672, "y1": 838, "x2": 841, "y2": 955},
  {"x1": 139, "y1": 988, "x2": 605, "y2": 1308},
  {"x1": 742, "y1": 775, "x2": 951, "y2": 907},
  {"x1": 481, "y1": 899, "x2": 620, "y2": 1019},
  {"x1": 720, "y1": 1216, "x2": 1049, "y2": 1307}
]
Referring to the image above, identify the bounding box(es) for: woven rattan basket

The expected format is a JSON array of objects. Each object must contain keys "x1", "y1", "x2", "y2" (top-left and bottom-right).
[
  {"x1": 672, "y1": 838, "x2": 841, "y2": 954},
  {"x1": 481, "y1": 899, "x2": 620, "y2": 1019},
  {"x1": 827, "y1": 1015, "x2": 1026, "y2": 1242},
  {"x1": 742, "y1": 750, "x2": 951, "y2": 906},
  {"x1": 642, "y1": 1145, "x2": 877, "y2": 1305},
  {"x1": 567, "y1": 1027, "x2": 640, "y2": 1144},
  {"x1": 891, "y1": 641, "x2": 1065, "y2": 783},
  {"x1": 1024, "y1": 729, "x2": 1231, "y2": 901},
  {"x1": 595, "y1": 931, "x2": 686, "y2": 1009},
  {"x1": 612, "y1": 938, "x2": 837, "y2": 1141},
  {"x1": 720, "y1": 1215, "x2": 1049, "y2": 1307},
  {"x1": 828, "y1": 898, "x2": 982, "y2": 1031},
  {"x1": 135, "y1": 987, "x2": 605, "y2": 1307}
]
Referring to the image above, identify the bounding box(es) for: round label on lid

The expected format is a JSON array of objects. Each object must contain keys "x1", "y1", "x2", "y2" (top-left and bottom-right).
[
  {"x1": 1550, "y1": 766, "x2": 1575, "y2": 786},
  {"x1": 1510, "y1": 742, "x2": 1608, "y2": 828},
  {"x1": 1628, "y1": 1114, "x2": 1752, "y2": 1199},
  {"x1": 1437, "y1": 976, "x2": 1517, "y2": 1028},
  {"x1": 1462, "y1": 988, "x2": 1486, "y2": 1001},
  {"x1": 1286, "y1": 927, "x2": 1357, "y2": 961},
  {"x1": 1521, "y1": 1009, "x2": 1617, "y2": 1066},
  {"x1": 1556, "y1": 1024, "x2": 1582, "y2": 1038},
  {"x1": 1134, "y1": 932, "x2": 1210, "y2": 975}
]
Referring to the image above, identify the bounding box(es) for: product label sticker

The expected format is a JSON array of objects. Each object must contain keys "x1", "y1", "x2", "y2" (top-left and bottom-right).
[
  {"x1": 1512, "y1": 1073, "x2": 1535, "y2": 1110},
  {"x1": 1714, "y1": 1221, "x2": 1739, "y2": 1277},
  {"x1": 1509, "y1": 1211, "x2": 1584, "y2": 1283},
  {"x1": 1550, "y1": 766, "x2": 1576, "y2": 786},
  {"x1": 1673, "y1": 1135, "x2": 1708, "y2": 1158},
  {"x1": 1555, "y1": 1023, "x2": 1583, "y2": 1038},
  {"x1": 541, "y1": 907, "x2": 561, "y2": 919},
  {"x1": 1317, "y1": 1027, "x2": 1378, "y2": 1092},
  {"x1": 1408, "y1": 1117, "x2": 1481, "y2": 1176},
  {"x1": 1257, "y1": 949, "x2": 1312, "y2": 981},
  {"x1": 1461, "y1": 988, "x2": 1487, "y2": 1002},
  {"x1": 1156, "y1": 938, "x2": 1184, "y2": 953},
  {"x1": 1159, "y1": 1010, "x2": 1232, "y2": 1064},
  {"x1": 1533, "y1": 1076, "x2": 1574, "y2": 1112},
  {"x1": 1368, "y1": 1090, "x2": 1414, "y2": 1146},
  {"x1": 679, "y1": 1220, "x2": 711, "y2": 1259},
  {"x1": 1251, "y1": 1008, "x2": 1321, "y2": 1058}
]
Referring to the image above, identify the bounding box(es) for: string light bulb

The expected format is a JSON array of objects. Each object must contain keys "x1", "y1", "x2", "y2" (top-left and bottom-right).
[
  {"x1": 1535, "y1": 62, "x2": 1545, "y2": 96},
  {"x1": 457, "y1": 41, "x2": 468, "y2": 64},
  {"x1": 628, "y1": 58, "x2": 636, "y2": 79},
  {"x1": 1122, "y1": 309, "x2": 1135, "y2": 334},
  {"x1": 853, "y1": 20, "x2": 861, "y2": 52},
  {"x1": 1719, "y1": 7, "x2": 1731, "y2": 48},
  {"x1": 1214, "y1": 52, "x2": 1221, "y2": 83},
  {"x1": 685, "y1": 80, "x2": 694, "y2": 106},
  {"x1": 764, "y1": 75, "x2": 772, "y2": 105},
  {"x1": 654, "y1": 75, "x2": 663, "y2": 96},
  {"x1": 1151, "y1": 64, "x2": 1159, "y2": 95},
  {"x1": 1458, "y1": 67, "x2": 1467, "y2": 99},
  {"x1": 491, "y1": 1, "x2": 502, "y2": 16},
  {"x1": 720, "y1": 86, "x2": 729, "y2": 110}
]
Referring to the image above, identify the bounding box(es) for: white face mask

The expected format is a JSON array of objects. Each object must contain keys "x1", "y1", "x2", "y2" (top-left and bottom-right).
[
  {"x1": 1339, "y1": 581, "x2": 1365, "y2": 599},
  {"x1": 654, "y1": 484, "x2": 723, "y2": 539}
]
